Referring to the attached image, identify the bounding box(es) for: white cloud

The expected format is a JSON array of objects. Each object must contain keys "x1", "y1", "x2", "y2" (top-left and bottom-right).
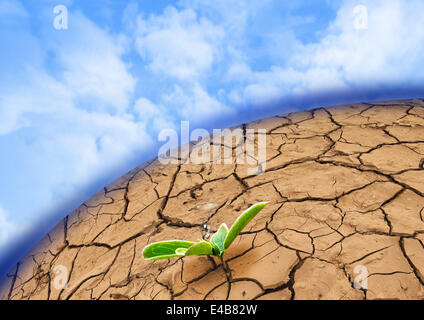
[
  {"x1": 38, "y1": 110, "x2": 153, "y2": 190},
  {"x1": 0, "y1": 206, "x2": 29, "y2": 250},
  {"x1": 223, "y1": 0, "x2": 424, "y2": 104},
  {"x1": 131, "y1": 0, "x2": 424, "y2": 118},
  {"x1": 293, "y1": 0, "x2": 424, "y2": 85},
  {"x1": 162, "y1": 82, "x2": 234, "y2": 124},
  {"x1": 135, "y1": 6, "x2": 224, "y2": 80},
  {"x1": 0, "y1": 8, "x2": 155, "y2": 226},
  {"x1": 0, "y1": 67, "x2": 154, "y2": 202},
  {"x1": 178, "y1": 0, "x2": 266, "y2": 37},
  {"x1": 132, "y1": 4, "x2": 238, "y2": 125},
  {"x1": 0, "y1": 66, "x2": 74, "y2": 135},
  {"x1": 53, "y1": 12, "x2": 136, "y2": 114},
  {"x1": 133, "y1": 97, "x2": 176, "y2": 131},
  {"x1": 0, "y1": 8, "x2": 138, "y2": 133}
]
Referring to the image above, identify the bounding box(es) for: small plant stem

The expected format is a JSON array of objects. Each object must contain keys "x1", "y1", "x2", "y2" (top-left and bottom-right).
[
  {"x1": 220, "y1": 256, "x2": 231, "y2": 279},
  {"x1": 220, "y1": 256, "x2": 228, "y2": 274}
]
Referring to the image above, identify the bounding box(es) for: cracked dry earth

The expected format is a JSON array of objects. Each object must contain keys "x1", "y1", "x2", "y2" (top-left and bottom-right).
[{"x1": 1, "y1": 99, "x2": 424, "y2": 300}]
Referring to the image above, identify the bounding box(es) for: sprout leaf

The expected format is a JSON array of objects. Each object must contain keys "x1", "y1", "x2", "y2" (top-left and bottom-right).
[
  {"x1": 210, "y1": 223, "x2": 228, "y2": 256},
  {"x1": 185, "y1": 241, "x2": 213, "y2": 256},
  {"x1": 142, "y1": 240, "x2": 195, "y2": 260},
  {"x1": 223, "y1": 202, "x2": 268, "y2": 250}
]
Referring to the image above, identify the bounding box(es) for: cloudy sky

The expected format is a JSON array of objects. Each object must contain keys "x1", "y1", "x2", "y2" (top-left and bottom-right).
[{"x1": 1, "y1": 0, "x2": 424, "y2": 278}]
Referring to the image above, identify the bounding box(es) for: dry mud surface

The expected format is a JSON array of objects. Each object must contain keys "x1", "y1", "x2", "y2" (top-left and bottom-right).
[{"x1": 1, "y1": 99, "x2": 424, "y2": 300}]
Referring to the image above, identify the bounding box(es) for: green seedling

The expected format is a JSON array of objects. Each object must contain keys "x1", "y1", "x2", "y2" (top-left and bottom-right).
[{"x1": 142, "y1": 202, "x2": 268, "y2": 262}]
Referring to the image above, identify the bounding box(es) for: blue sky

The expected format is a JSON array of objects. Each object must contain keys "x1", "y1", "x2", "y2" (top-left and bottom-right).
[{"x1": 1, "y1": 0, "x2": 424, "y2": 279}]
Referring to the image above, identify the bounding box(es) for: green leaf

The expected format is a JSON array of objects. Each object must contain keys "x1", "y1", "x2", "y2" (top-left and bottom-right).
[
  {"x1": 143, "y1": 240, "x2": 195, "y2": 260},
  {"x1": 224, "y1": 202, "x2": 268, "y2": 250},
  {"x1": 185, "y1": 241, "x2": 214, "y2": 256},
  {"x1": 210, "y1": 223, "x2": 228, "y2": 253}
]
